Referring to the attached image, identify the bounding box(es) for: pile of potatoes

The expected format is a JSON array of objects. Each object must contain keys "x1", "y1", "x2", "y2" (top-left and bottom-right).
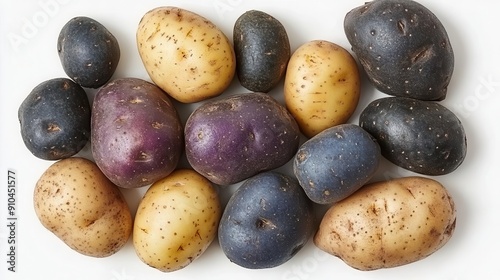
[{"x1": 19, "y1": 0, "x2": 464, "y2": 273}]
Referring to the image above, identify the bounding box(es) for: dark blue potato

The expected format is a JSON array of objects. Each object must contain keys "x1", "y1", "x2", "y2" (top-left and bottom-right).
[
  {"x1": 91, "y1": 78, "x2": 183, "y2": 189},
  {"x1": 18, "y1": 78, "x2": 91, "y2": 160},
  {"x1": 218, "y1": 172, "x2": 314, "y2": 269},
  {"x1": 184, "y1": 93, "x2": 300, "y2": 186},
  {"x1": 58, "y1": 16, "x2": 120, "y2": 88},
  {"x1": 293, "y1": 124, "x2": 381, "y2": 204},
  {"x1": 359, "y1": 97, "x2": 467, "y2": 175},
  {"x1": 344, "y1": 0, "x2": 454, "y2": 101},
  {"x1": 233, "y1": 10, "x2": 290, "y2": 93}
]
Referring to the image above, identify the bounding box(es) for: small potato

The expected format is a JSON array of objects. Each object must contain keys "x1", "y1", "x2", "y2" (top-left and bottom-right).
[
  {"x1": 137, "y1": 6, "x2": 236, "y2": 103},
  {"x1": 33, "y1": 157, "x2": 132, "y2": 258},
  {"x1": 133, "y1": 169, "x2": 222, "y2": 272},
  {"x1": 314, "y1": 176, "x2": 456, "y2": 270},
  {"x1": 284, "y1": 40, "x2": 360, "y2": 138}
]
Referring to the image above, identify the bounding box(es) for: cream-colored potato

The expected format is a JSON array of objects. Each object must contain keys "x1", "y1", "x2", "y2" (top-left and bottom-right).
[
  {"x1": 314, "y1": 176, "x2": 456, "y2": 270},
  {"x1": 137, "y1": 6, "x2": 236, "y2": 103},
  {"x1": 33, "y1": 157, "x2": 132, "y2": 257},
  {"x1": 284, "y1": 40, "x2": 360, "y2": 138},
  {"x1": 133, "y1": 169, "x2": 221, "y2": 272}
]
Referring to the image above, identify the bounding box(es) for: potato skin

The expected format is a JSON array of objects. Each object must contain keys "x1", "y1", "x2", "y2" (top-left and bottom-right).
[
  {"x1": 359, "y1": 97, "x2": 467, "y2": 175},
  {"x1": 184, "y1": 93, "x2": 300, "y2": 186},
  {"x1": 33, "y1": 157, "x2": 132, "y2": 258},
  {"x1": 314, "y1": 176, "x2": 456, "y2": 270},
  {"x1": 233, "y1": 10, "x2": 290, "y2": 93},
  {"x1": 218, "y1": 172, "x2": 314, "y2": 269},
  {"x1": 57, "y1": 16, "x2": 120, "y2": 88},
  {"x1": 133, "y1": 169, "x2": 221, "y2": 272},
  {"x1": 18, "y1": 78, "x2": 91, "y2": 160},
  {"x1": 91, "y1": 78, "x2": 183, "y2": 189},
  {"x1": 137, "y1": 6, "x2": 236, "y2": 103},
  {"x1": 344, "y1": 0, "x2": 454, "y2": 101},
  {"x1": 284, "y1": 40, "x2": 360, "y2": 138},
  {"x1": 294, "y1": 124, "x2": 381, "y2": 204}
]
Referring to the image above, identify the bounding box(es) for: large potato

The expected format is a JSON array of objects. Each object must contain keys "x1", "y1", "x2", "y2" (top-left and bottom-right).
[
  {"x1": 344, "y1": 0, "x2": 454, "y2": 101},
  {"x1": 284, "y1": 40, "x2": 360, "y2": 138},
  {"x1": 184, "y1": 93, "x2": 300, "y2": 186},
  {"x1": 91, "y1": 78, "x2": 183, "y2": 189},
  {"x1": 314, "y1": 176, "x2": 456, "y2": 270},
  {"x1": 133, "y1": 169, "x2": 222, "y2": 272},
  {"x1": 33, "y1": 157, "x2": 132, "y2": 258},
  {"x1": 137, "y1": 6, "x2": 236, "y2": 103}
]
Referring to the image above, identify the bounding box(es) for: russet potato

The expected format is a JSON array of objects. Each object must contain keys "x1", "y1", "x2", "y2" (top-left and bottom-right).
[{"x1": 314, "y1": 176, "x2": 456, "y2": 270}]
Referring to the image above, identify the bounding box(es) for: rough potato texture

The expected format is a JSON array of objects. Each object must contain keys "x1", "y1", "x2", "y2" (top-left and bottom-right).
[
  {"x1": 33, "y1": 157, "x2": 132, "y2": 258},
  {"x1": 133, "y1": 169, "x2": 221, "y2": 272},
  {"x1": 137, "y1": 6, "x2": 236, "y2": 103},
  {"x1": 314, "y1": 176, "x2": 456, "y2": 270}
]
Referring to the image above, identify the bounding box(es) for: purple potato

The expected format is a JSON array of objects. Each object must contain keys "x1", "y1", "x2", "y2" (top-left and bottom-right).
[
  {"x1": 185, "y1": 93, "x2": 300, "y2": 186},
  {"x1": 91, "y1": 78, "x2": 183, "y2": 188}
]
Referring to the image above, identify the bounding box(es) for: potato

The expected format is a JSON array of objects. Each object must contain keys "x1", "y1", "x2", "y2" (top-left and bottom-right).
[
  {"x1": 137, "y1": 6, "x2": 236, "y2": 103},
  {"x1": 314, "y1": 176, "x2": 456, "y2": 270},
  {"x1": 184, "y1": 93, "x2": 300, "y2": 186},
  {"x1": 359, "y1": 97, "x2": 467, "y2": 175},
  {"x1": 284, "y1": 40, "x2": 360, "y2": 138},
  {"x1": 233, "y1": 10, "x2": 290, "y2": 93},
  {"x1": 58, "y1": 16, "x2": 120, "y2": 88},
  {"x1": 18, "y1": 78, "x2": 90, "y2": 160},
  {"x1": 133, "y1": 169, "x2": 222, "y2": 272},
  {"x1": 344, "y1": 0, "x2": 454, "y2": 101},
  {"x1": 218, "y1": 172, "x2": 314, "y2": 269},
  {"x1": 33, "y1": 157, "x2": 132, "y2": 258},
  {"x1": 91, "y1": 78, "x2": 183, "y2": 189},
  {"x1": 294, "y1": 124, "x2": 381, "y2": 204}
]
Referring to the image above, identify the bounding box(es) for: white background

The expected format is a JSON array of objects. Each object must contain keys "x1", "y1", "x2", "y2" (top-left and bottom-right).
[{"x1": 1, "y1": 0, "x2": 499, "y2": 279}]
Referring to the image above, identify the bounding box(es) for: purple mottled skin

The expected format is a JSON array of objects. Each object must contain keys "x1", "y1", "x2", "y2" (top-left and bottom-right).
[
  {"x1": 185, "y1": 93, "x2": 300, "y2": 186},
  {"x1": 91, "y1": 78, "x2": 183, "y2": 188}
]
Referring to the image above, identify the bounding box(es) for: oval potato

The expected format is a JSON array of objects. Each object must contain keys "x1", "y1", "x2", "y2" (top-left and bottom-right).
[
  {"x1": 284, "y1": 40, "x2": 360, "y2": 138},
  {"x1": 137, "y1": 6, "x2": 236, "y2": 103},
  {"x1": 314, "y1": 176, "x2": 456, "y2": 270},
  {"x1": 33, "y1": 157, "x2": 132, "y2": 258},
  {"x1": 133, "y1": 169, "x2": 222, "y2": 272}
]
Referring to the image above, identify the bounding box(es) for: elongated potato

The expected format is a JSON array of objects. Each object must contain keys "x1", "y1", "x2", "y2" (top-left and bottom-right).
[
  {"x1": 284, "y1": 40, "x2": 360, "y2": 138},
  {"x1": 137, "y1": 6, "x2": 236, "y2": 103},
  {"x1": 34, "y1": 157, "x2": 132, "y2": 258},
  {"x1": 133, "y1": 169, "x2": 222, "y2": 272},
  {"x1": 314, "y1": 176, "x2": 456, "y2": 270}
]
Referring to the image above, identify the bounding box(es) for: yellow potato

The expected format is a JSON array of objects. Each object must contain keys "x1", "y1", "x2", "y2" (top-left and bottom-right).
[
  {"x1": 284, "y1": 40, "x2": 360, "y2": 138},
  {"x1": 137, "y1": 6, "x2": 236, "y2": 103},
  {"x1": 133, "y1": 169, "x2": 221, "y2": 272},
  {"x1": 33, "y1": 157, "x2": 132, "y2": 258},
  {"x1": 314, "y1": 176, "x2": 456, "y2": 270}
]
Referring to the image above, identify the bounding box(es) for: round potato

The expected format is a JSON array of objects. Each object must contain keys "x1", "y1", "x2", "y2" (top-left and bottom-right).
[
  {"x1": 133, "y1": 169, "x2": 222, "y2": 272},
  {"x1": 137, "y1": 6, "x2": 236, "y2": 103},
  {"x1": 314, "y1": 176, "x2": 456, "y2": 270},
  {"x1": 284, "y1": 40, "x2": 360, "y2": 138},
  {"x1": 33, "y1": 157, "x2": 132, "y2": 258}
]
